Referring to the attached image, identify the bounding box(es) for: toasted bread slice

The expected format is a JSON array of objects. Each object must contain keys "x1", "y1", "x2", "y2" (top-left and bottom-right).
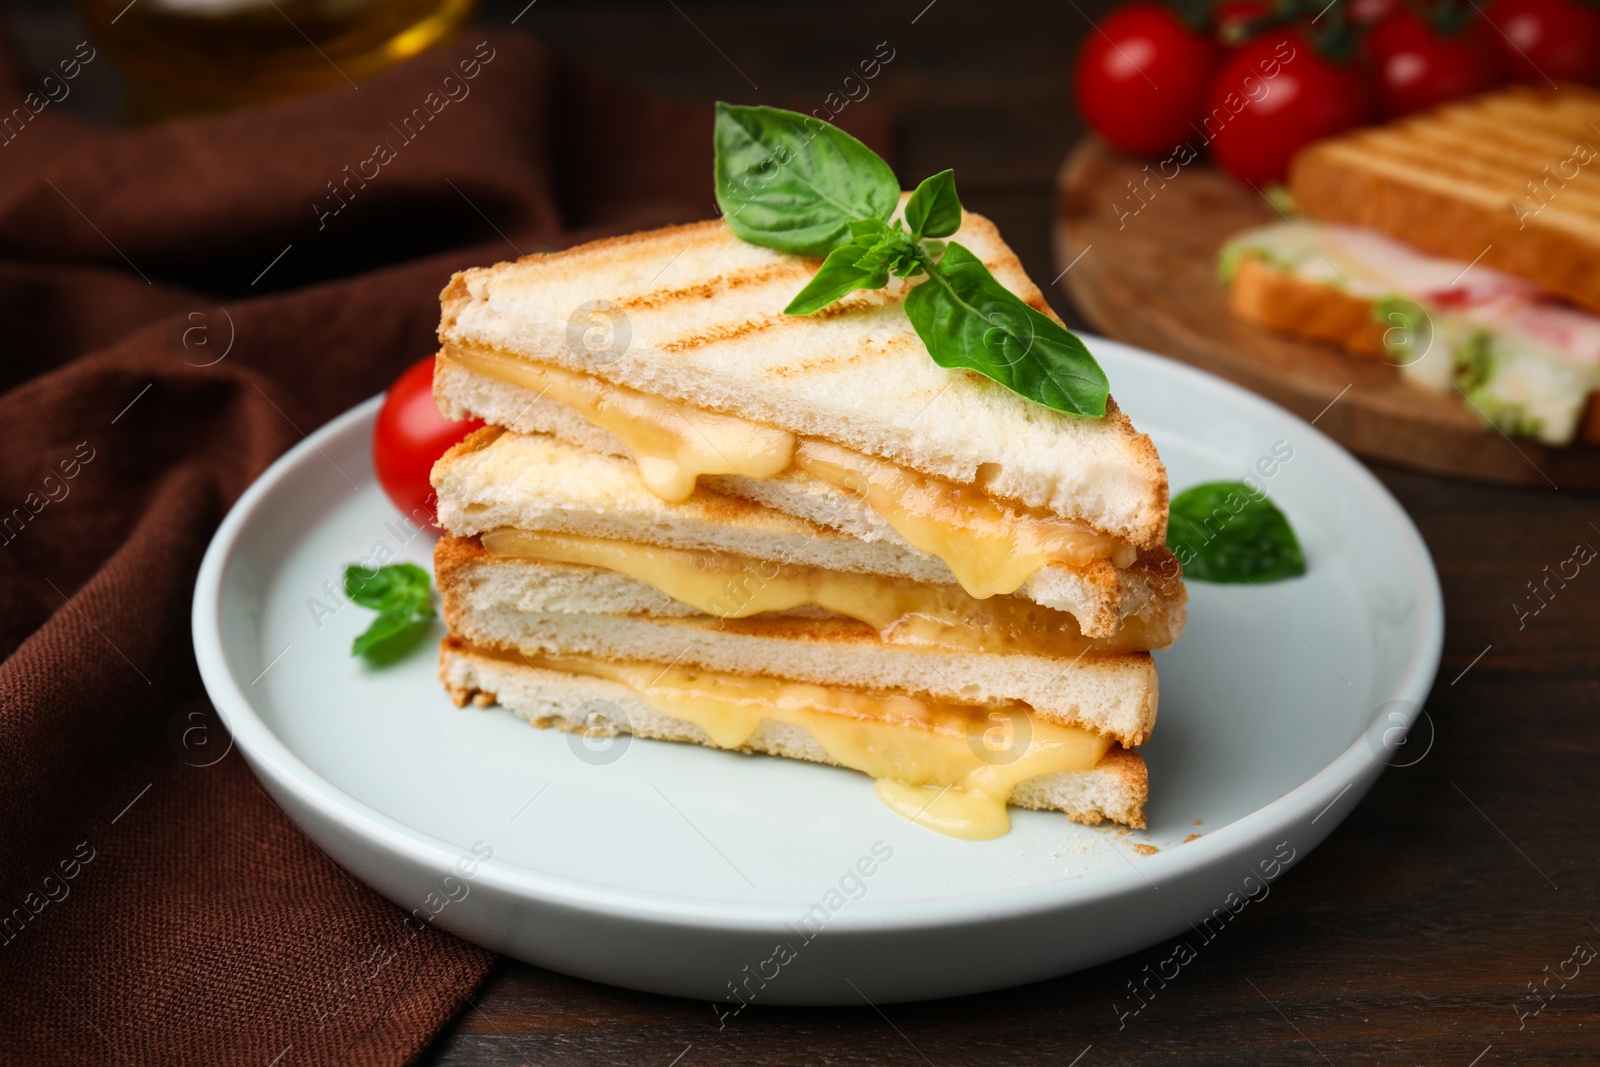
[
  {"x1": 440, "y1": 637, "x2": 1149, "y2": 828},
  {"x1": 435, "y1": 211, "x2": 1168, "y2": 548},
  {"x1": 1289, "y1": 86, "x2": 1600, "y2": 314},
  {"x1": 435, "y1": 537, "x2": 1160, "y2": 748},
  {"x1": 432, "y1": 425, "x2": 1186, "y2": 640},
  {"x1": 1228, "y1": 255, "x2": 1388, "y2": 358},
  {"x1": 1225, "y1": 244, "x2": 1600, "y2": 444}
]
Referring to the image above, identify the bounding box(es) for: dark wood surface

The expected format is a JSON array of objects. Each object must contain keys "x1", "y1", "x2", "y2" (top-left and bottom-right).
[
  {"x1": 7, "y1": 1, "x2": 1595, "y2": 1063},
  {"x1": 1055, "y1": 139, "x2": 1600, "y2": 489}
]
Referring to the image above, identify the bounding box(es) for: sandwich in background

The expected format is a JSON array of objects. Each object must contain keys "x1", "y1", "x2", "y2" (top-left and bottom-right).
[{"x1": 1219, "y1": 86, "x2": 1600, "y2": 446}]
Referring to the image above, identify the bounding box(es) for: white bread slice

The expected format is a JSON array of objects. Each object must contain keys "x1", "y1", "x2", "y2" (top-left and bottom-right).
[
  {"x1": 435, "y1": 211, "x2": 1168, "y2": 548},
  {"x1": 436, "y1": 533, "x2": 1175, "y2": 655},
  {"x1": 436, "y1": 541, "x2": 1159, "y2": 748},
  {"x1": 431, "y1": 424, "x2": 1186, "y2": 640},
  {"x1": 440, "y1": 638, "x2": 1149, "y2": 828}
]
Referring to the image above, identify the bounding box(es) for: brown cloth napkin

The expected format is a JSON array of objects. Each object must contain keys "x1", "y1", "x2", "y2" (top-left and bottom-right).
[{"x1": 0, "y1": 29, "x2": 732, "y2": 1067}]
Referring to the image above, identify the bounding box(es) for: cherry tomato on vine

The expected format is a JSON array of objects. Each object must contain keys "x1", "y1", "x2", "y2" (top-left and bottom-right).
[
  {"x1": 1204, "y1": 30, "x2": 1373, "y2": 185},
  {"x1": 373, "y1": 356, "x2": 482, "y2": 531},
  {"x1": 1365, "y1": 7, "x2": 1505, "y2": 116},
  {"x1": 1075, "y1": 2, "x2": 1224, "y2": 156},
  {"x1": 1213, "y1": 0, "x2": 1273, "y2": 44},
  {"x1": 1484, "y1": 0, "x2": 1600, "y2": 86}
]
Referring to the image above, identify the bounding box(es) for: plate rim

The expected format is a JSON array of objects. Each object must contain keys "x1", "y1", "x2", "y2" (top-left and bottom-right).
[{"x1": 192, "y1": 335, "x2": 1444, "y2": 933}]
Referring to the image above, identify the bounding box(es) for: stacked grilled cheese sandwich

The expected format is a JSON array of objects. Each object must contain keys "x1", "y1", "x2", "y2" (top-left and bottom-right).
[
  {"x1": 430, "y1": 210, "x2": 1186, "y2": 838},
  {"x1": 1222, "y1": 86, "x2": 1600, "y2": 445}
]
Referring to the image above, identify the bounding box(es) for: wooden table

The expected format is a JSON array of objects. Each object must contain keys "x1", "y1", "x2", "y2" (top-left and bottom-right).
[{"x1": 9, "y1": 0, "x2": 1591, "y2": 1059}]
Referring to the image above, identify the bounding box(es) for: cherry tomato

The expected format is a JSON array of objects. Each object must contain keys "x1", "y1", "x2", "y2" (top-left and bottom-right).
[
  {"x1": 373, "y1": 355, "x2": 482, "y2": 531},
  {"x1": 1365, "y1": 8, "x2": 1505, "y2": 116},
  {"x1": 1075, "y1": 2, "x2": 1224, "y2": 156},
  {"x1": 1484, "y1": 0, "x2": 1600, "y2": 86},
  {"x1": 1204, "y1": 30, "x2": 1373, "y2": 185},
  {"x1": 1350, "y1": 0, "x2": 1398, "y2": 26}
]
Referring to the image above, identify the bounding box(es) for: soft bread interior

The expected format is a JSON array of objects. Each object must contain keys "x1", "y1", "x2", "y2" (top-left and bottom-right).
[
  {"x1": 436, "y1": 540, "x2": 1159, "y2": 748},
  {"x1": 440, "y1": 638, "x2": 1149, "y2": 829},
  {"x1": 430, "y1": 418, "x2": 1186, "y2": 640}
]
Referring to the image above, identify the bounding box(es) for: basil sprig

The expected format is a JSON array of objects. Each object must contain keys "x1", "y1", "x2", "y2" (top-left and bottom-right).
[
  {"x1": 714, "y1": 102, "x2": 901, "y2": 256},
  {"x1": 1167, "y1": 482, "x2": 1306, "y2": 584},
  {"x1": 345, "y1": 562, "x2": 435, "y2": 661},
  {"x1": 713, "y1": 103, "x2": 1109, "y2": 418}
]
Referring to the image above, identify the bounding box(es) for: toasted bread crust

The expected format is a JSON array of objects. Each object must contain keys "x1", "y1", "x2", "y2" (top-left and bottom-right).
[
  {"x1": 439, "y1": 636, "x2": 1149, "y2": 828},
  {"x1": 435, "y1": 537, "x2": 1162, "y2": 747},
  {"x1": 428, "y1": 420, "x2": 1188, "y2": 638},
  {"x1": 435, "y1": 532, "x2": 1182, "y2": 655},
  {"x1": 1229, "y1": 256, "x2": 1387, "y2": 357},
  {"x1": 1227, "y1": 254, "x2": 1600, "y2": 444},
  {"x1": 1288, "y1": 86, "x2": 1600, "y2": 314}
]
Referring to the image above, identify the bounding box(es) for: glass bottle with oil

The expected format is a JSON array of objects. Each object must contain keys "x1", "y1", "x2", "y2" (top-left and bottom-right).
[{"x1": 78, "y1": 0, "x2": 476, "y2": 119}]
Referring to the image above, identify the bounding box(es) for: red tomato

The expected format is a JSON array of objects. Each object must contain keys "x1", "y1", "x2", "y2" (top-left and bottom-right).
[
  {"x1": 1484, "y1": 0, "x2": 1600, "y2": 86},
  {"x1": 1204, "y1": 30, "x2": 1373, "y2": 185},
  {"x1": 1075, "y1": 2, "x2": 1224, "y2": 156},
  {"x1": 1350, "y1": 0, "x2": 1398, "y2": 25},
  {"x1": 373, "y1": 356, "x2": 482, "y2": 531},
  {"x1": 1365, "y1": 8, "x2": 1505, "y2": 116}
]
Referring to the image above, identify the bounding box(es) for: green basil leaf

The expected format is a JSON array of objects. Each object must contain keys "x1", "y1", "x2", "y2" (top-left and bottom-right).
[
  {"x1": 902, "y1": 243, "x2": 1109, "y2": 417},
  {"x1": 904, "y1": 169, "x2": 961, "y2": 239},
  {"x1": 890, "y1": 253, "x2": 927, "y2": 279},
  {"x1": 351, "y1": 608, "x2": 420, "y2": 657},
  {"x1": 352, "y1": 616, "x2": 433, "y2": 665},
  {"x1": 784, "y1": 241, "x2": 891, "y2": 315},
  {"x1": 344, "y1": 562, "x2": 430, "y2": 611},
  {"x1": 345, "y1": 562, "x2": 435, "y2": 662},
  {"x1": 714, "y1": 102, "x2": 900, "y2": 257},
  {"x1": 854, "y1": 232, "x2": 919, "y2": 275},
  {"x1": 1167, "y1": 481, "x2": 1307, "y2": 583}
]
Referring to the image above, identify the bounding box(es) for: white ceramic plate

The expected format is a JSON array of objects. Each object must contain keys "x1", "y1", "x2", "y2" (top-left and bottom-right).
[{"x1": 192, "y1": 336, "x2": 1442, "y2": 1006}]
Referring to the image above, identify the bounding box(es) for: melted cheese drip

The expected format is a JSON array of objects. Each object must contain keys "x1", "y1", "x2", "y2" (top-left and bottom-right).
[
  {"x1": 440, "y1": 349, "x2": 1134, "y2": 595},
  {"x1": 481, "y1": 528, "x2": 1165, "y2": 655},
  {"x1": 794, "y1": 441, "x2": 1134, "y2": 598},
  {"x1": 528, "y1": 651, "x2": 1112, "y2": 840},
  {"x1": 447, "y1": 348, "x2": 795, "y2": 500}
]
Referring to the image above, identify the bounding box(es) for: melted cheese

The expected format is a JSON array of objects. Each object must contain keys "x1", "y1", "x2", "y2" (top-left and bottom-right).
[
  {"x1": 481, "y1": 528, "x2": 1164, "y2": 654},
  {"x1": 795, "y1": 440, "x2": 1135, "y2": 598},
  {"x1": 447, "y1": 347, "x2": 795, "y2": 500},
  {"x1": 441, "y1": 348, "x2": 1134, "y2": 594},
  {"x1": 528, "y1": 651, "x2": 1112, "y2": 840}
]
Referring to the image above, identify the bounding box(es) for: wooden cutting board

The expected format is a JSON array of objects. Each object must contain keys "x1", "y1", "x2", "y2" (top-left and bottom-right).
[{"x1": 1053, "y1": 138, "x2": 1600, "y2": 490}]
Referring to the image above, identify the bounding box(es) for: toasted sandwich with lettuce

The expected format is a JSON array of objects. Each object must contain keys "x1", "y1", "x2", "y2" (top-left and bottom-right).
[{"x1": 1220, "y1": 86, "x2": 1600, "y2": 446}]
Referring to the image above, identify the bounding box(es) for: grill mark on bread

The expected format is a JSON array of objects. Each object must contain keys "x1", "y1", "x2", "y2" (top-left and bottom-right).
[
  {"x1": 1290, "y1": 86, "x2": 1600, "y2": 310},
  {"x1": 766, "y1": 347, "x2": 874, "y2": 379},
  {"x1": 616, "y1": 260, "x2": 811, "y2": 313},
  {"x1": 654, "y1": 280, "x2": 905, "y2": 356},
  {"x1": 656, "y1": 313, "x2": 796, "y2": 353}
]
